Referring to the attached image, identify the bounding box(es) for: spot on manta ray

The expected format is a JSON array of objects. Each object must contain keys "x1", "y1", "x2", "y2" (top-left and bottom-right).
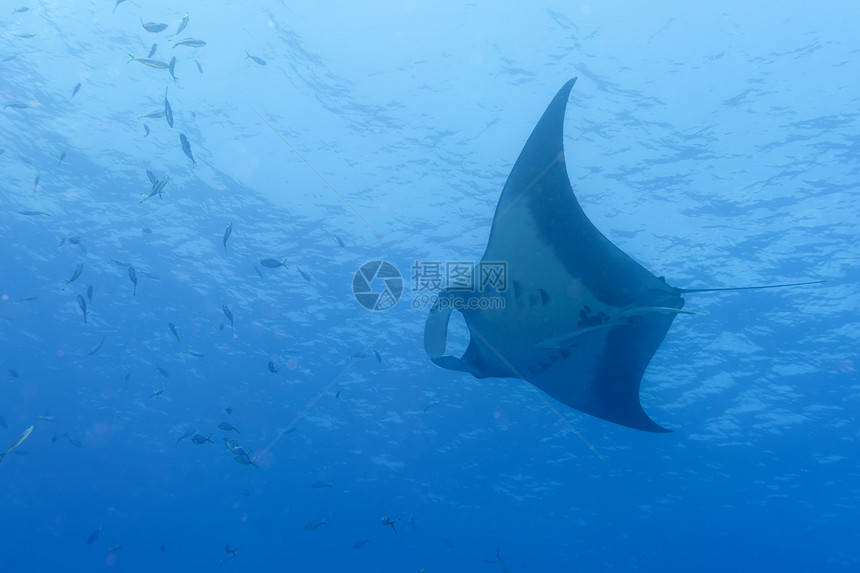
[{"x1": 424, "y1": 78, "x2": 821, "y2": 433}]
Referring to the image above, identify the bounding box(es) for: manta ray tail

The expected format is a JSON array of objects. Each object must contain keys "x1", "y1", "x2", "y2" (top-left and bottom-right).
[{"x1": 679, "y1": 279, "x2": 824, "y2": 294}]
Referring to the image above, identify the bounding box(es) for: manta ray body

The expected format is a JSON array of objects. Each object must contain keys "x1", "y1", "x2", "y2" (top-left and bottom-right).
[{"x1": 424, "y1": 78, "x2": 817, "y2": 433}]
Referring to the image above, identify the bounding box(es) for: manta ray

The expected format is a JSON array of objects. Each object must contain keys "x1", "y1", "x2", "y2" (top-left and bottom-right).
[{"x1": 424, "y1": 78, "x2": 819, "y2": 432}]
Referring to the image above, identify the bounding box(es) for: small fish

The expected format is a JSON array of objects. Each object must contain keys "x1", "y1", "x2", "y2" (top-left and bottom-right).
[
  {"x1": 184, "y1": 350, "x2": 204, "y2": 358},
  {"x1": 4, "y1": 102, "x2": 29, "y2": 109},
  {"x1": 86, "y1": 284, "x2": 93, "y2": 302},
  {"x1": 144, "y1": 124, "x2": 150, "y2": 137},
  {"x1": 12, "y1": 7, "x2": 29, "y2": 13},
  {"x1": 217, "y1": 422, "x2": 240, "y2": 433},
  {"x1": 191, "y1": 433, "x2": 213, "y2": 445},
  {"x1": 63, "y1": 434, "x2": 82, "y2": 448},
  {"x1": 37, "y1": 414, "x2": 56, "y2": 422},
  {"x1": 423, "y1": 401, "x2": 441, "y2": 412},
  {"x1": 88, "y1": 335, "x2": 105, "y2": 355},
  {"x1": 253, "y1": 266, "x2": 264, "y2": 280},
  {"x1": 223, "y1": 222, "x2": 232, "y2": 250},
  {"x1": 142, "y1": 227, "x2": 152, "y2": 234},
  {"x1": 176, "y1": 13, "x2": 189, "y2": 35},
  {"x1": 311, "y1": 481, "x2": 333, "y2": 489},
  {"x1": 112, "y1": 0, "x2": 125, "y2": 14},
  {"x1": 77, "y1": 295, "x2": 88, "y2": 323},
  {"x1": 195, "y1": 60, "x2": 203, "y2": 74},
  {"x1": 67, "y1": 263, "x2": 83, "y2": 283},
  {"x1": 33, "y1": 173, "x2": 40, "y2": 191},
  {"x1": 147, "y1": 43, "x2": 157, "y2": 58},
  {"x1": 381, "y1": 515, "x2": 399, "y2": 533},
  {"x1": 57, "y1": 152, "x2": 66, "y2": 166},
  {"x1": 150, "y1": 388, "x2": 163, "y2": 398},
  {"x1": 373, "y1": 349, "x2": 382, "y2": 363},
  {"x1": 86, "y1": 526, "x2": 102, "y2": 545},
  {"x1": 497, "y1": 551, "x2": 512, "y2": 573},
  {"x1": 223, "y1": 438, "x2": 249, "y2": 456},
  {"x1": 127, "y1": 54, "x2": 170, "y2": 69},
  {"x1": 128, "y1": 267, "x2": 138, "y2": 295},
  {"x1": 124, "y1": 373, "x2": 130, "y2": 383},
  {"x1": 142, "y1": 175, "x2": 169, "y2": 201},
  {"x1": 168, "y1": 56, "x2": 178, "y2": 83},
  {"x1": 221, "y1": 544, "x2": 238, "y2": 564},
  {"x1": 260, "y1": 258, "x2": 286, "y2": 268},
  {"x1": 352, "y1": 539, "x2": 370, "y2": 550},
  {"x1": 155, "y1": 367, "x2": 169, "y2": 377},
  {"x1": 168, "y1": 322, "x2": 180, "y2": 343},
  {"x1": 245, "y1": 51, "x2": 267, "y2": 66},
  {"x1": 179, "y1": 133, "x2": 195, "y2": 166},
  {"x1": 297, "y1": 267, "x2": 311, "y2": 282},
  {"x1": 70, "y1": 83, "x2": 81, "y2": 99},
  {"x1": 0, "y1": 425, "x2": 34, "y2": 464},
  {"x1": 106, "y1": 545, "x2": 122, "y2": 554},
  {"x1": 170, "y1": 38, "x2": 206, "y2": 48},
  {"x1": 18, "y1": 210, "x2": 50, "y2": 216},
  {"x1": 141, "y1": 19, "x2": 168, "y2": 33},
  {"x1": 335, "y1": 236, "x2": 345, "y2": 248},
  {"x1": 176, "y1": 429, "x2": 195, "y2": 443},
  {"x1": 233, "y1": 454, "x2": 257, "y2": 467},
  {"x1": 222, "y1": 305, "x2": 233, "y2": 330},
  {"x1": 139, "y1": 110, "x2": 165, "y2": 119},
  {"x1": 8, "y1": 369, "x2": 19, "y2": 378},
  {"x1": 267, "y1": 361, "x2": 279, "y2": 375},
  {"x1": 225, "y1": 406, "x2": 233, "y2": 415},
  {"x1": 68, "y1": 236, "x2": 81, "y2": 245},
  {"x1": 164, "y1": 88, "x2": 173, "y2": 128},
  {"x1": 303, "y1": 519, "x2": 327, "y2": 531}
]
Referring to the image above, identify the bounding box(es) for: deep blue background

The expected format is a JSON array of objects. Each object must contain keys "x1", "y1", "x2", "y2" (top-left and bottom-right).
[{"x1": 1, "y1": 1, "x2": 858, "y2": 571}]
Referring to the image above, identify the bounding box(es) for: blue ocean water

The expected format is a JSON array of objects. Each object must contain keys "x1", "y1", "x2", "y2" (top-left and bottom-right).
[{"x1": 1, "y1": 1, "x2": 858, "y2": 571}]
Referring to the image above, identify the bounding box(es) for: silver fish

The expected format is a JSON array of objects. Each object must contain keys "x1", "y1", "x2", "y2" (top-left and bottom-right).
[
  {"x1": 223, "y1": 222, "x2": 232, "y2": 250},
  {"x1": 88, "y1": 335, "x2": 105, "y2": 355},
  {"x1": 67, "y1": 263, "x2": 83, "y2": 283},
  {"x1": 222, "y1": 305, "x2": 233, "y2": 330},
  {"x1": 176, "y1": 13, "x2": 189, "y2": 35},
  {"x1": 128, "y1": 267, "x2": 138, "y2": 296},
  {"x1": 168, "y1": 56, "x2": 178, "y2": 83},
  {"x1": 127, "y1": 55, "x2": 169, "y2": 69},
  {"x1": 170, "y1": 38, "x2": 206, "y2": 48},
  {"x1": 179, "y1": 133, "x2": 195, "y2": 165},
  {"x1": 245, "y1": 51, "x2": 266, "y2": 66},
  {"x1": 140, "y1": 19, "x2": 168, "y2": 33},
  {"x1": 164, "y1": 87, "x2": 173, "y2": 128}
]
